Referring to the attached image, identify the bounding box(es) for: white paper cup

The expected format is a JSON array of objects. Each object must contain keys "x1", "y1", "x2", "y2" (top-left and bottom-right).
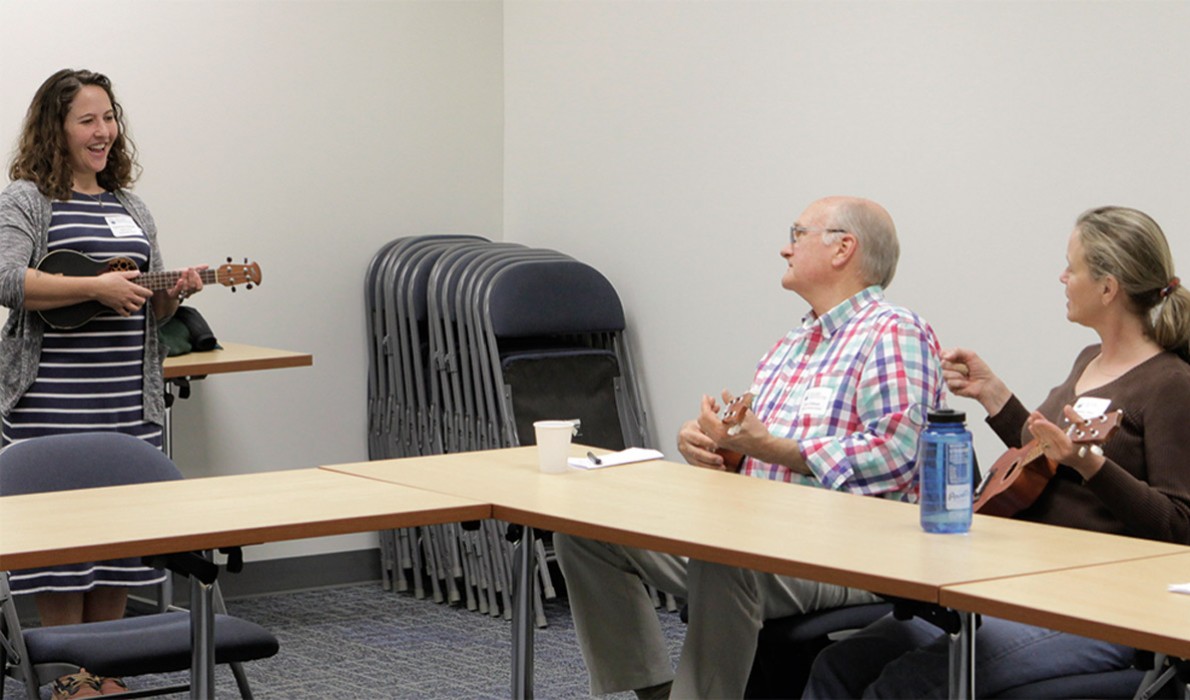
[{"x1": 533, "y1": 420, "x2": 574, "y2": 474}]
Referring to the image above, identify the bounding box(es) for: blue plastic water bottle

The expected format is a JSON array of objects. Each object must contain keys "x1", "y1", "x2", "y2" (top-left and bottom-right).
[{"x1": 918, "y1": 408, "x2": 973, "y2": 534}]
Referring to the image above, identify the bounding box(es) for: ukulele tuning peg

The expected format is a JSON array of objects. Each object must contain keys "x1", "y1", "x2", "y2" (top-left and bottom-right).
[
  {"x1": 230, "y1": 287, "x2": 237, "y2": 293},
  {"x1": 246, "y1": 284, "x2": 254, "y2": 290},
  {"x1": 227, "y1": 257, "x2": 233, "y2": 263}
]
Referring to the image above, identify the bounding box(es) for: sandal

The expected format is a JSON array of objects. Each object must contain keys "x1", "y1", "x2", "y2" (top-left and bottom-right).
[
  {"x1": 50, "y1": 670, "x2": 101, "y2": 699},
  {"x1": 95, "y1": 676, "x2": 129, "y2": 695}
]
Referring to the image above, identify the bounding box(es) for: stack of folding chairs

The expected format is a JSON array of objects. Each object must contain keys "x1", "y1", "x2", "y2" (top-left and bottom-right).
[{"x1": 365, "y1": 236, "x2": 656, "y2": 625}]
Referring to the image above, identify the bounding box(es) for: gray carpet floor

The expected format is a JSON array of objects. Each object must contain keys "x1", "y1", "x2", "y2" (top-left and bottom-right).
[{"x1": 2, "y1": 583, "x2": 685, "y2": 699}]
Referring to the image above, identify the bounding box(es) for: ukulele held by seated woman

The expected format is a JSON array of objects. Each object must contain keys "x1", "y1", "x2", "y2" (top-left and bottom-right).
[{"x1": 973, "y1": 410, "x2": 1121, "y2": 517}]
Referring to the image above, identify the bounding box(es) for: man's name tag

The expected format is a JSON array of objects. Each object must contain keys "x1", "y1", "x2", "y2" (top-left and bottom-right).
[
  {"x1": 1073, "y1": 396, "x2": 1111, "y2": 420},
  {"x1": 800, "y1": 387, "x2": 834, "y2": 417},
  {"x1": 105, "y1": 215, "x2": 143, "y2": 238}
]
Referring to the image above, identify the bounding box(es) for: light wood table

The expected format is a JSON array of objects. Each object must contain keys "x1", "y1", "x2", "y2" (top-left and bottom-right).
[
  {"x1": 321, "y1": 446, "x2": 1184, "y2": 599},
  {"x1": 0, "y1": 468, "x2": 488, "y2": 698},
  {"x1": 161, "y1": 342, "x2": 313, "y2": 457},
  {"x1": 321, "y1": 446, "x2": 1188, "y2": 698},
  {"x1": 162, "y1": 341, "x2": 313, "y2": 380},
  {"x1": 940, "y1": 552, "x2": 1190, "y2": 661}
]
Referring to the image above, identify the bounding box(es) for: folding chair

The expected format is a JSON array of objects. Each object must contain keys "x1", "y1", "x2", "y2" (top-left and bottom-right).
[
  {"x1": 474, "y1": 256, "x2": 660, "y2": 620},
  {"x1": 479, "y1": 257, "x2": 650, "y2": 452},
  {"x1": 387, "y1": 237, "x2": 491, "y2": 603},
  {"x1": 364, "y1": 237, "x2": 659, "y2": 625},
  {"x1": 367, "y1": 235, "x2": 487, "y2": 595},
  {"x1": 0, "y1": 433, "x2": 278, "y2": 700}
]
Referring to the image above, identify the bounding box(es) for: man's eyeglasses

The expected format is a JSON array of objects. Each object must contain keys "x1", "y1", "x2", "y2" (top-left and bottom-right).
[{"x1": 789, "y1": 225, "x2": 847, "y2": 245}]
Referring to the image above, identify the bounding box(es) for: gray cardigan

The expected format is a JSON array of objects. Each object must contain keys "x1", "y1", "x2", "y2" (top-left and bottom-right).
[{"x1": 0, "y1": 179, "x2": 168, "y2": 424}]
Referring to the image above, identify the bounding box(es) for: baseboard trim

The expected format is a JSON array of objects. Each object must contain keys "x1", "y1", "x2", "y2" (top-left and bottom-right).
[
  {"x1": 12, "y1": 548, "x2": 383, "y2": 620},
  {"x1": 215, "y1": 547, "x2": 383, "y2": 600},
  {"x1": 168, "y1": 547, "x2": 383, "y2": 605}
]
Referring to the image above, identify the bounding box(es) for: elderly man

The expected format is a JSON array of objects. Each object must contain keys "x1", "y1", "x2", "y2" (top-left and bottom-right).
[{"x1": 554, "y1": 196, "x2": 944, "y2": 699}]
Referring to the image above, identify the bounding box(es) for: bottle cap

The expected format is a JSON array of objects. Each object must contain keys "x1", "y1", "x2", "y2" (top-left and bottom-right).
[{"x1": 927, "y1": 407, "x2": 966, "y2": 423}]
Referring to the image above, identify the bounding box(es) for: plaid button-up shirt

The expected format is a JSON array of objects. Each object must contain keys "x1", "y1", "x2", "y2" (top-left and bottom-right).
[{"x1": 742, "y1": 286, "x2": 944, "y2": 502}]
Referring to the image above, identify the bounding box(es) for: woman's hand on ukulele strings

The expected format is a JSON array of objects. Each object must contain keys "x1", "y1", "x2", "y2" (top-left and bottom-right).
[
  {"x1": 168, "y1": 265, "x2": 207, "y2": 302},
  {"x1": 1026, "y1": 407, "x2": 1105, "y2": 480}
]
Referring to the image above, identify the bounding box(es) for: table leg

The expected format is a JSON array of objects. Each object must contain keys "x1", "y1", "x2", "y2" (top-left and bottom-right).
[
  {"x1": 948, "y1": 610, "x2": 976, "y2": 699},
  {"x1": 511, "y1": 525, "x2": 535, "y2": 699},
  {"x1": 163, "y1": 383, "x2": 174, "y2": 460},
  {"x1": 190, "y1": 576, "x2": 216, "y2": 699}
]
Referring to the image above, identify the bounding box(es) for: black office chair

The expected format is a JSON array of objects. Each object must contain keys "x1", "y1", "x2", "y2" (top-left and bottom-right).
[
  {"x1": 990, "y1": 650, "x2": 1190, "y2": 699},
  {"x1": 991, "y1": 669, "x2": 1149, "y2": 699},
  {"x1": 0, "y1": 432, "x2": 279, "y2": 699},
  {"x1": 678, "y1": 600, "x2": 893, "y2": 698},
  {"x1": 887, "y1": 598, "x2": 1181, "y2": 700},
  {"x1": 746, "y1": 603, "x2": 895, "y2": 698}
]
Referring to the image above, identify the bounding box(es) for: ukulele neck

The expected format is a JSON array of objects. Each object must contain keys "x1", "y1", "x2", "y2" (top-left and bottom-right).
[
  {"x1": 1022, "y1": 441, "x2": 1046, "y2": 463},
  {"x1": 135, "y1": 269, "x2": 218, "y2": 292}
]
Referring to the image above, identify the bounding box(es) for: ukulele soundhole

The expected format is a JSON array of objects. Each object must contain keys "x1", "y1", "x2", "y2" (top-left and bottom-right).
[{"x1": 106, "y1": 258, "x2": 138, "y2": 273}]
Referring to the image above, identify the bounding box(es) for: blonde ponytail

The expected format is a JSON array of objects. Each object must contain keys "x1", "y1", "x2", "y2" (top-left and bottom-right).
[{"x1": 1154, "y1": 281, "x2": 1190, "y2": 360}]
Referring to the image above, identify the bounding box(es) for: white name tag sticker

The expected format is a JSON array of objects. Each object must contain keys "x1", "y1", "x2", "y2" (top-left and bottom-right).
[
  {"x1": 800, "y1": 387, "x2": 834, "y2": 417},
  {"x1": 105, "y1": 215, "x2": 143, "y2": 238},
  {"x1": 1073, "y1": 396, "x2": 1111, "y2": 420}
]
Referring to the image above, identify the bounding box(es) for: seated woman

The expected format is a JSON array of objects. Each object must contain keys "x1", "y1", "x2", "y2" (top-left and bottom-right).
[{"x1": 803, "y1": 205, "x2": 1190, "y2": 698}]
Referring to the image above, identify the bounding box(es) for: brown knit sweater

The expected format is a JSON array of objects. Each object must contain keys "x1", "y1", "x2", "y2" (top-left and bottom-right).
[{"x1": 987, "y1": 345, "x2": 1190, "y2": 545}]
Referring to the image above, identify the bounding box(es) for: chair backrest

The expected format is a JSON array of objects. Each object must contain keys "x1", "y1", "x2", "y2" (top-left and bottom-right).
[
  {"x1": 485, "y1": 259, "x2": 625, "y2": 338},
  {"x1": 0, "y1": 433, "x2": 182, "y2": 496},
  {"x1": 467, "y1": 258, "x2": 646, "y2": 450}
]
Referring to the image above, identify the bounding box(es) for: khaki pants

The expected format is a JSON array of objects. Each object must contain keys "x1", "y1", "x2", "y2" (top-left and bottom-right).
[{"x1": 554, "y1": 533, "x2": 880, "y2": 698}]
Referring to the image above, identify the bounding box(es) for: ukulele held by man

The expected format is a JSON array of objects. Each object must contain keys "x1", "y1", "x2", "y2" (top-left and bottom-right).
[{"x1": 715, "y1": 392, "x2": 754, "y2": 472}]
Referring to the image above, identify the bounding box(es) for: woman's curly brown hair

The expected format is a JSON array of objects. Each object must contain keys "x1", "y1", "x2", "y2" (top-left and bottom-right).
[{"x1": 8, "y1": 69, "x2": 140, "y2": 201}]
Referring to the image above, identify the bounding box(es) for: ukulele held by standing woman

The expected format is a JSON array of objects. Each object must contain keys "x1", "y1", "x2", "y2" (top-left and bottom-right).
[{"x1": 0, "y1": 69, "x2": 205, "y2": 699}]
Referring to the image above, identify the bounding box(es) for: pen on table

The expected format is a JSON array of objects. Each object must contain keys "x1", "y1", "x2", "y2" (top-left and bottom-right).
[{"x1": 587, "y1": 451, "x2": 602, "y2": 466}]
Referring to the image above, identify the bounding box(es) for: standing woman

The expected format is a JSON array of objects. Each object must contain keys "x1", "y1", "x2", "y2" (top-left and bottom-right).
[
  {"x1": 804, "y1": 206, "x2": 1190, "y2": 698},
  {"x1": 0, "y1": 69, "x2": 202, "y2": 698}
]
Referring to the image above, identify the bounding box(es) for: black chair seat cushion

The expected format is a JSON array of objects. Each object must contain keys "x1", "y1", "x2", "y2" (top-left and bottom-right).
[
  {"x1": 22, "y1": 611, "x2": 279, "y2": 677},
  {"x1": 758, "y1": 602, "x2": 894, "y2": 644},
  {"x1": 991, "y1": 668, "x2": 1148, "y2": 699}
]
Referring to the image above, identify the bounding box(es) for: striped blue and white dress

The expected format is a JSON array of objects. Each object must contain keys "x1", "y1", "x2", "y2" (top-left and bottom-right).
[{"x1": 3, "y1": 191, "x2": 166, "y2": 594}]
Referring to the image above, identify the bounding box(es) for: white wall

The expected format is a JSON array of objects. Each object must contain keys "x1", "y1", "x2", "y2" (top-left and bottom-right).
[
  {"x1": 503, "y1": 0, "x2": 1190, "y2": 461},
  {"x1": 1, "y1": 0, "x2": 504, "y2": 560},
  {"x1": 4, "y1": 0, "x2": 1188, "y2": 562}
]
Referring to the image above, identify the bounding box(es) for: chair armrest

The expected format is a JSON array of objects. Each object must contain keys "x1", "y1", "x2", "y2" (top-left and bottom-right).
[
  {"x1": 141, "y1": 552, "x2": 218, "y2": 584},
  {"x1": 884, "y1": 595, "x2": 980, "y2": 635}
]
